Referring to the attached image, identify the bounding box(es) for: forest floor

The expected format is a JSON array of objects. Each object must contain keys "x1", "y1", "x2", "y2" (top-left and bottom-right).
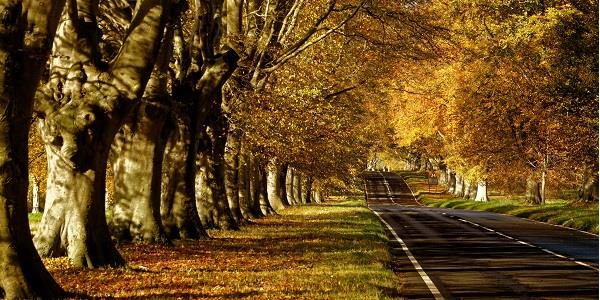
[
  {"x1": 31, "y1": 197, "x2": 402, "y2": 299},
  {"x1": 400, "y1": 172, "x2": 599, "y2": 234}
]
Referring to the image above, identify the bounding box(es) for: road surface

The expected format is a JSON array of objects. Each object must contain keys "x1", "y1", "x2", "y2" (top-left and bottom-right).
[{"x1": 364, "y1": 171, "x2": 599, "y2": 299}]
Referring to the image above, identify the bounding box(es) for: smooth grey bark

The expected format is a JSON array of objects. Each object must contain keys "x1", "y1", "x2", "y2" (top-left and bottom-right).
[
  {"x1": 454, "y1": 174, "x2": 464, "y2": 197},
  {"x1": 196, "y1": 151, "x2": 218, "y2": 229},
  {"x1": 526, "y1": 175, "x2": 542, "y2": 204},
  {"x1": 266, "y1": 160, "x2": 285, "y2": 211},
  {"x1": 294, "y1": 172, "x2": 303, "y2": 204},
  {"x1": 34, "y1": 0, "x2": 170, "y2": 267},
  {"x1": 475, "y1": 181, "x2": 489, "y2": 202},
  {"x1": 279, "y1": 164, "x2": 290, "y2": 206},
  {"x1": 578, "y1": 172, "x2": 599, "y2": 202},
  {"x1": 463, "y1": 179, "x2": 473, "y2": 200},
  {"x1": 248, "y1": 155, "x2": 265, "y2": 217},
  {"x1": 446, "y1": 170, "x2": 456, "y2": 194},
  {"x1": 303, "y1": 176, "x2": 313, "y2": 203},
  {"x1": 286, "y1": 168, "x2": 296, "y2": 205},
  {"x1": 161, "y1": 113, "x2": 206, "y2": 239},
  {"x1": 0, "y1": 0, "x2": 65, "y2": 297},
  {"x1": 224, "y1": 130, "x2": 244, "y2": 223},
  {"x1": 257, "y1": 159, "x2": 276, "y2": 215},
  {"x1": 109, "y1": 30, "x2": 173, "y2": 243},
  {"x1": 109, "y1": 101, "x2": 169, "y2": 243},
  {"x1": 237, "y1": 152, "x2": 255, "y2": 219}
]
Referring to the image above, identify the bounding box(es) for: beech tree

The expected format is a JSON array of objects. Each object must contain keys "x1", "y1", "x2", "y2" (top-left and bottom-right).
[
  {"x1": 33, "y1": 0, "x2": 173, "y2": 267},
  {"x1": 0, "y1": 0, "x2": 66, "y2": 298}
]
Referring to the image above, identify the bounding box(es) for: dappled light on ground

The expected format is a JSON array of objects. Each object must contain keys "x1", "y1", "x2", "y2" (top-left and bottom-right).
[{"x1": 43, "y1": 197, "x2": 401, "y2": 299}]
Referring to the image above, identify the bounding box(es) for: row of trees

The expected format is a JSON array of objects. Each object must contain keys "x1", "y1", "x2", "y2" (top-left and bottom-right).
[
  {"x1": 388, "y1": 0, "x2": 598, "y2": 204},
  {"x1": 2, "y1": 0, "x2": 444, "y2": 298}
]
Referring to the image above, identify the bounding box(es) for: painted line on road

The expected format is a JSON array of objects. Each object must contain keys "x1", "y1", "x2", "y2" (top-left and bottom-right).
[
  {"x1": 377, "y1": 171, "x2": 396, "y2": 204},
  {"x1": 450, "y1": 215, "x2": 599, "y2": 271},
  {"x1": 372, "y1": 210, "x2": 445, "y2": 300}
]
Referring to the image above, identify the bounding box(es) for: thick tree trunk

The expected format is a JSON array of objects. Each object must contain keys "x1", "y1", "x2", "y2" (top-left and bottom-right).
[
  {"x1": 447, "y1": 170, "x2": 456, "y2": 194},
  {"x1": 463, "y1": 179, "x2": 473, "y2": 200},
  {"x1": 35, "y1": 123, "x2": 125, "y2": 267},
  {"x1": 161, "y1": 114, "x2": 206, "y2": 240},
  {"x1": 454, "y1": 174, "x2": 464, "y2": 197},
  {"x1": 196, "y1": 152, "x2": 218, "y2": 228},
  {"x1": 109, "y1": 28, "x2": 173, "y2": 243},
  {"x1": 438, "y1": 165, "x2": 448, "y2": 185},
  {"x1": 303, "y1": 176, "x2": 313, "y2": 203},
  {"x1": 238, "y1": 153, "x2": 255, "y2": 218},
  {"x1": 0, "y1": 0, "x2": 66, "y2": 297},
  {"x1": 279, "y1": 164, "x2": 290, "y2": 206},
  {"x1": 578, "y1": 171, "x2": 599, "y2": 202},
  {"x1": 526, "y1": 175, "x2": 542, "y2": 204},
  {"x1": 34, "y1": 0, "x2": 169, "y2": 267},
  {"x1": 475, "y1": 181, "x2": 489, "y2": 202},
  {"x1": 248, "y1": 156, "x2": 265, "y2": 217},
  {"x1": 224, "y1": 130, "x2": 244, "y2": 223},
  {"x1": 266, "y1": 161, "x2": 285, "y2": 211},
  {"x1": 203, "y1": 115, "x2": 238, "y2": 229},
  {"x1": 109, "y1": 102, "x2": 169, "y2": 243},
  {"x1": 286, "y1": 168, "x2": 296, "y2": 205},
  {"x1": 294, "y1": 172, "x2": 303, "y2": 204},
  {"x1": 257, "y1": 159, "x2": 276, "y2": 215}
]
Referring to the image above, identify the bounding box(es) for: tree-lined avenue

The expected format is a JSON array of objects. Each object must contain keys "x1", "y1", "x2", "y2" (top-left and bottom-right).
[{"x1": 365, "y1": 171, "x2": 599, "y2": 299}]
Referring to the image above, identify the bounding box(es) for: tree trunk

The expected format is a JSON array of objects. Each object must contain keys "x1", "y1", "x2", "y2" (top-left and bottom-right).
[
  {"x1": 257, "y1": 159, "x2": 276, "y2": 215},
  {"x1": 35, "y1": 120, "x2": 126, "y2": 267},
  {"x1": 224, "y1": 130, "x2": 244, "y2": 223},
  {"x1": 454, "y1": 174, "x2": 464, "y2": 197},
  {"x1": 31, "y1": 177, "x2": 41, "y2": 213},
  {"x1": 286, "y1": 168, "x2": 296, "y2": 204},
  {"x1": 34, "y1": 0, "x2": 169, "y2": 267},
  {"x1": 578, "y1": 171, "x2": 599, "y2": 202},
  {"x1": 0, "y1": 0, "x2": 65, "y2": 296},
  {"x1": 109, "y1": 27, "x2": 174, "y2": 243},
  {"x1": 238, "y1": 152, "x2": 255, "y2": 219},
  {"x1": 463, "y1": 179, "x2": 473, "y2": 200},
  {"x1": 447, "y1": 170, "x2": 456, "y2": 194},
  {"x1": 248, "y1": 156, "x2": 265, "y2": 217},
  {"x1": 540, "y1": 169, "x2": 547, "y2": 205},
  {"x1": 109, "y1": 103, "x2": 169, "y2": 243},
  {"x1": 303, "y1": 176, "x2": 313, "y2": 203},
  {"x1": 475, "y1": 181, "x2": 489, "y2": 202},
  {"x1": 196, "y1": 152, "x2": 218, "y2": 229},
  {"x1": 266, "y1": 161, "x2": 285, "y2": 211},
  {"x1": 294, "y1": 172, "x2": 303, "y2": 204},
  {"x1": 438, "y1": 165, "x2": 448, "y2": 185},
  {"x1": 526, "y1": 175, "x2": 542, "y2": 204},
  {"x1": 204, "y1": 114, "x2": 238, "y2": 229},
  {"x1": 161, "y1": 113, "x2": 206, "y2": 240},
  {"x1": 279, "y1": 164, "x2": 290, "y2": 206}
]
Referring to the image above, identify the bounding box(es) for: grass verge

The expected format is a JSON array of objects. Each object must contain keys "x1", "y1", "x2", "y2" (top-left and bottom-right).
[
  {"x1": 401, "y1": 172, "x2": 599, "y2": 235},
  {"x1": 32, "y1": 196, "x2": 401, "y2": 299}
]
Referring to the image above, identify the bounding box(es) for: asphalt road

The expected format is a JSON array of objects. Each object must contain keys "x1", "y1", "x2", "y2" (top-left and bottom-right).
[{"x1": 364, "y1": 171, "x2": 599, "y2": 300}]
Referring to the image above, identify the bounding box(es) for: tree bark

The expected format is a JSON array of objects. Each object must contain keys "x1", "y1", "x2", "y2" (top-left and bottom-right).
[
  {"x1": 578, "y1": 171, "x2": 599, "y2": 202},
  {"x1": 237, "y1": 152, "x2": 255, "y2": 218},
  {"x1": 303, "y1": 176, "x2": 313, "y2": 203},
  {"x1": 286, "y1": 168, "x2": 296, "y2": 204},
  {"x1": 474, "y1": 181, "x2": 489, "y2": 202},
  {"x1": 279, "y1": 164, "x2": 290, "y2": 206},
  {"x1": 224, "y1": 130, "x2": 244, "y2": 223},
  {"x1": 294, "y1": 172, "x2": 303, "y2": 204},
  {"x1": 454, "y1": 174, "x2": 464, "y2": 197},
  {"x1": 266, "y1": 160, "x2": 285, "y2": 211},
  {"x1": 0, "y1": 0, "x2": 66, "y2": 297},
  {"x1": 526, "y1": 175, "x2": 542, "y2": 204},
  {"x1": 463, "y1": 179, "x2": 473, "y2": 200},
  {"x1": 109, "y1": 26, "x2": 174, "y2": 243},
  {"x1": 447, "y1": 170, "x2": 456, "y2": 194},
  {"x1": 34, "y1": 0, "x2": 170, "y2": 267},
  {"x1": 161, "y1": 112, "x2": 207, "y2": 240},
  {"x1": 257, "y1": 159, "x2": 276, "y2": 215}
]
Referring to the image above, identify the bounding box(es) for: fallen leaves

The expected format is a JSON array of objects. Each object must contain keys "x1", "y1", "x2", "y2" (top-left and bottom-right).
[{"x1": 43, "y1": 198, "x2": 401, "y2": 299}]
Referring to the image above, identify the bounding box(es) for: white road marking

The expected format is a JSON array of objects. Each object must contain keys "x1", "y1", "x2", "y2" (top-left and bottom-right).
[
  {"x1": 372, "y1": 210, "x2": 445, "y2": 300},
  {"x1": 451, "y1": 215, "x2": 599, "y2": 271}
]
